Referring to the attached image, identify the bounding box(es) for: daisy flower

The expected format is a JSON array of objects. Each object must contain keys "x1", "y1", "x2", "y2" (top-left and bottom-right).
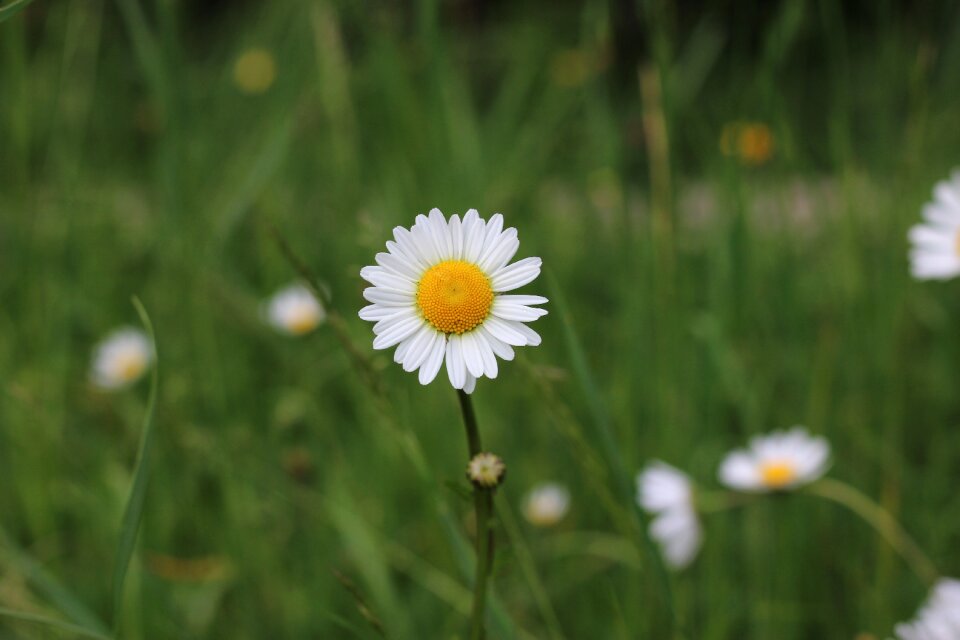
[
  {"x1": 893, "y1": 578, "x2": 960, "y2": 640},
  {"x1": 636, "y1": 461, "x2": 702, "y2": 569},
  {"x1": 908, "y1": 170, "x2": 960, "y2": 280},
  {"x1": 718, "y1": 427, "x2": 830, "y2": 493},
  {"x1": 358, "y1": 209, "x2": 547, "y2": 393},
  {"x1": 522, "y1": 483, "x2": 570, "y2": 527},
  {"x1": 264, "y1": 284, "x2": 326, "y2": 336},
  {"x1": 91, "y1": 328, "x2": 153, "y2": 390}
]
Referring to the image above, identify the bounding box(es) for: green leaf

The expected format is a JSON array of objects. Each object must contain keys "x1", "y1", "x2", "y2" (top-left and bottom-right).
[
  {"x1": 0, "y1": 607, "x2": 112, "y2": 640},
  {"x1": 0, "y1": 0, "x2": 36, "y2": 23},
  {"x1": 110, "y1": 296, "x2": 160, "y2": 633}
]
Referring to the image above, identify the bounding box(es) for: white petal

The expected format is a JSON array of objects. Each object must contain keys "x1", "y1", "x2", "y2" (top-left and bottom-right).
[
  {"x1": 418, "y1": 334, "x2": 447, "y2": 384},
  {"x1": 491, "y1": 257, "x2": 542, "y2": 292},
  {"x1": 376, "y1": 250, "x2": 421, "y2": 280},
  {"x1": 718, "y1": 451, "x2": 762, "y2": 491},
  {"x1": 359, "y1": 304, "x2": 399, "y2": 321},
  {"x1": 449, "y1": 214, "x2": 464, "y2": 260},
  {"x1": 478, "y1": 326, "x2": 514, "y2": 361},
  {"x1": 361, "y1": 268, "x2": 416, "y2": 293},
  {"x1": 372, "y1": 316, "x2": 423, "y2": 350},
  {"x1": 481, "y1": 316, "x2": 527, "y2": 346},
  {"x1": 637, "y1": 461, "x2": 692, "y2": 513},
  {"x1": 909, "y1": 224, "x2": 956, "y2": 251},
  {"x1": 446, "y1": 335, "x2": 467, "y2": 389},
  {"x1": 508, "y1": 321, "x2": 542, "y2": 347},
  {"x1": 373, "y1": 308, "x2": 418, "y2": 335},
  {"x1": 363, "y1": 288, "x2": 415, "y2": 306},
  {"x1": 393, "y1": 226, "x2": 431, "y2": 268},
  {"x1": 462, "y1": 374, "x2": 477, "y2": 394},
  {"x1": 462, "y1": 211, "x2": 487, "y2": 263},
  {"x1": 478, "y1": 229, "x2": 519, "y2": 273},
  {"x1": 394, "y1": 335, "x2": 414, "y2": 364},
  {"x1": 402, "y1": 325, "x2": 437, "y2": 372},
  {"x1": 921, "y1": 202, "x2": 960, "y2": 227},
  {"x1": 460, "y1": 331, "x2": 485, "y2": 378},
  {"x1": 428, "y1": 208, "x2": 453, "y2": 258},
  {"x1": 495, "y1": 294, "x2": 548, "y2": 306},
  {"x1": 911, "y1": 252, "x2": 960, "y2": 280},
  {"x1": 477, "y1": 213, "x2": 504, "y2": 263},
  {"x1": 473, "y1": 331, "x2": 498, "y2": 379},
  {"x1": 412, "y1": 216, "x2": 440, "y2": 265},
  {"x1": 491, "y1": 300, "x2": 549, "y2": 322}
]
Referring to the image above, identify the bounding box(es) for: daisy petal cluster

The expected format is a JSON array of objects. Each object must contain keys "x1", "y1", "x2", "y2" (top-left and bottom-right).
[
  {"x1": 719, "y1": 426, "x2": 830, "y2": 493},
  {"x1": 894, "y1": 578, "x2": 960, "y2": 640},
  {"x1": 637, "y1": 461, "x2": 702, "y2": 570},
  {"x1": 908, "y1": 170, "x2": 960, "y2": 280},
  {"x1": 359, "y1": 208, "x2": 547, "y2": 393},
  {"x1": 522, "y1": 483, "x2": 570, "y2": 527},
  {"x1": 91, "y1": 328, "x2": 153, "y2": 390},
  {"x1": 265, "y1": 284, "x2": 326, "y2": 336}
]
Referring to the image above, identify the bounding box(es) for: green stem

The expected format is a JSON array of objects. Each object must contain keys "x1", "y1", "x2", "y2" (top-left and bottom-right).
[
  {"x1": 806, "y1": 477, "x2": 939, "y2": 586},
  {"x1": 457, "y1": 390, "x2": 494, "y2": 640}
]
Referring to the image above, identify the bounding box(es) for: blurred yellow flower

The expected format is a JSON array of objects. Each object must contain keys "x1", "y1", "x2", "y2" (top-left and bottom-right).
[
  {"x1": 233, "y1": 48, "x2": 276, "y2": 95},
  {"x1": 263, "y1": 284, "x2": 325, "y2": 336},
  {"x1": 146, "y1": 553, "x2": 233, "y2": 583},
  {"x1": 522, "y1": 483, "x2": 570, "y2": 527},
  {"x1": 90, "y1": 328, "x2": 153, "y2": 390},
  {"x1": 550, "y1": 46, "x2": 610, "y2": 89},
  {"x1": 720, "y1": 121, "x2": 775, "y2": 166}
]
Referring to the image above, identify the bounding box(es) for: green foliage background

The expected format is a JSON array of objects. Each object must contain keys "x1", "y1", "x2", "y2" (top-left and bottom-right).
[{"x1": 2, "y1": 0, "x2": 960, "y2": 638}]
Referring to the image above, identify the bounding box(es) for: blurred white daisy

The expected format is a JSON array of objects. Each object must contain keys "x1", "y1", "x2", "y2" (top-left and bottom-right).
[
  {"x1": 908, "y1": 170, "x2": 960, "y2": 280},
  {"x1": 265, "y1": 284, "x2": 325, "y2": 336},
  {"x1": 91, "y1": 328, "x2": 153, "y2": 390},
  {"x1": 636, "y1": 461, "x2": 702, "y2": 570},
  {"x1": 893, "y1": 578, "x2": 960, "y2": 640},
  {"x1": 718, "y1": 427, "x2": 830, "y2": 493},
  {"x1": 358, "y1": 209, "x2": 547, "y2": 393},
  {"x1": 522, "y1": 483, "x2": 570, "y2": 527}
]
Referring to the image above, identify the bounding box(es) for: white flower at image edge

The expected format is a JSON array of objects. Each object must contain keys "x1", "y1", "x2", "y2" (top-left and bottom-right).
[
  {"x1": 908, "y1": 169, "x2": 960, "y2": 280},
  {"x1": 91, "y1": 328, "x2": 153, "y2": 390},
  {"x1": 265, "y1": 284, "x2": 326, "y2": 336},
  {"x1": 636, "y1": 461, "x2": 702, "y2": 570},
  {"x1": 894, "y1": 578, "x2": 960, "y2": 640},
  {"x1": 718, "y1": 426, "x2": 830, "y2": 493},
  {"x1": 523, "y1": 483, "x2": 570, "y2": 527},
  {"x1": 358, "y1": 208, "x2": 547, "y2": 393}
]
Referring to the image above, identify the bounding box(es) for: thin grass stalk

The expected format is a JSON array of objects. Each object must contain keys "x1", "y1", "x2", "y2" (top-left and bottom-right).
[
  {"x1": 807, "y1": 478, "x2": 939, "y2": 586},
  {"x1": 457, "y1": 390, "x2": 495, "y2": 640}
]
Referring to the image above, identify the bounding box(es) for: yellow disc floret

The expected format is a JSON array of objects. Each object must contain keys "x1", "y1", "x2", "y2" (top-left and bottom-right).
[
  {"x1": 759, "y1": 461, "x2": 797, "y2": 489},
  {"x1": 416, "y1": 260, "x2": 494, "y2": 334}
]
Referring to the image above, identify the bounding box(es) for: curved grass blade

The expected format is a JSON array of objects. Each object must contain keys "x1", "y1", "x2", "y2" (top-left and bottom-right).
[
  {"x1": 0, "y1": 0, "x2": 36, "y2": 23},
  {"x1": 0, "y1": 527, "x2": 110, "y2": 635},
  {"x1": 111, "y1": 296, "x2": 159, "y2": 633},
  {"x1": 0, "y1": 607, "x2": 113, "y2": 640}
]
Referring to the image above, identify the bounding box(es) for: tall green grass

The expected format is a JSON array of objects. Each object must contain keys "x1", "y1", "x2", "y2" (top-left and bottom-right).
[{"x1": 2, "y1": 0, "x2": 960, "y2": 637}]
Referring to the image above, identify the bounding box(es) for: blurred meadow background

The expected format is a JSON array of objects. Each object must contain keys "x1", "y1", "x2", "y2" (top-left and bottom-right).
[{"x1": 3, "y1": 0, "x2": 960, "y2": 638}]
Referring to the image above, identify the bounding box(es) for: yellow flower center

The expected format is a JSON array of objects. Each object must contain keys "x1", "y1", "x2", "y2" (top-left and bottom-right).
[
  {"x1": 759, "y1": 461, "x2": 797, "y2": 488},
  {"x1": 286, "y1": 307, "x2": 319, "y2": 335},
  {"x1": 416, "y1": 260, "x2": 494, "y2": 334},
  {"x1": 116, "y1": 352, "x2": 146, "y2": 382}
]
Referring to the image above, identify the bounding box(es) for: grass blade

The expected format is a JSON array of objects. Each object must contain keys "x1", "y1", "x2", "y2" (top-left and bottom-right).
[
  {"x1": 0, "y1": 528, "x2": 110, "y2": 635},
  {"x1": 110, "y1": 296, "x2": 160, "y2": 633},
  {"x1": 0, "y1": 0, "x2": 36, "y2": 23},
  {"x1": 0, "y1": 607, "x2": 112, "y2": 640},
  {"x1": 544, "y1": 269, "x2": 677, "y2": 630}
]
